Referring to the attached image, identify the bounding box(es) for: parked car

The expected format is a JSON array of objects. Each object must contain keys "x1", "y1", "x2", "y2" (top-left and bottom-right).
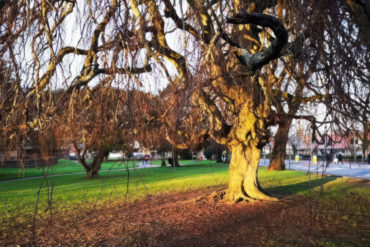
[
  {"x1": 108, "y1": 152, "x2": 124, "y2": 160},
  {"x1": 68, "y1": 152, "x2": 77, "y2": 160},
  {"x1": 133, "y1": 152, "x2": 144, "y2": 159}
]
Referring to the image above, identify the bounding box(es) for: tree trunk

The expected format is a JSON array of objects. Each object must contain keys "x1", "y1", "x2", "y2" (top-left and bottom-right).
[
  {"x1": 226, "y1": 143, "x2": 276, "y2": 202},
  {"x1": 161, "y1": 159, "x2": 166, "y2": 167},
  {"x1": 85, "y1": 159, "x2": 102, "y2": 178},
  {"x1": 268, "y1": 119, "x2": 292, "y2": 171},
  {"x1": 76, "y1": 148, "x2": 108, "y2": 178},
  {"x1": 85, "y1": 152, "x2": 105, "y2": 178},
  {"x1": 172, "y1": 149, "x2": 180, "y2": 167},
  {"x1": 223, "y1": 150, "x2": 231, "y2": 164},
  {"x1": 216, "y1": 151, "x2": 223, "y2": 163}
]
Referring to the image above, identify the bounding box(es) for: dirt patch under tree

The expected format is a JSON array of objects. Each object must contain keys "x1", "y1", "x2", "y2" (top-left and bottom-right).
[{"x1": 1, "y1": 185, "x2": 369, "y2": 246}]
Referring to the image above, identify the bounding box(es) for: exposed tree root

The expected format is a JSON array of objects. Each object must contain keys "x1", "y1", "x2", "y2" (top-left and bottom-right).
[{"x1": 194, "y1": 189, "x2": 278, "y2": 204}]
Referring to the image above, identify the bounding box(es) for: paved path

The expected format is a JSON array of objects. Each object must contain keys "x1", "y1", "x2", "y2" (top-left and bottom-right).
[{"x1": 259, "y1": 159, "x2": 370, "y2": 180}]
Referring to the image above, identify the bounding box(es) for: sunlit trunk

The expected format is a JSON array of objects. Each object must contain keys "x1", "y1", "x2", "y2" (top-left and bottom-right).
[{"x1": 226, "y1": 142, "x2": 276, "y2": 202}]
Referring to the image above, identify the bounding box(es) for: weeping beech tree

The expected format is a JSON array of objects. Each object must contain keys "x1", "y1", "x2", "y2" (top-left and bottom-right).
[
  {"x1": 313, "y1": 0, "x2": 370, "y2": 163},
  {"x1": 1, "y1": 0, "x2": 368, "y2": 201},
  {"x1": 56, "y1": 85, "x2": 128, "y2": 178},
  {"x1": 56, "y1": 85, "x2": 157, "y2": 178},
  {"x1": 267, "y1": 0, "x2": 370, "y2": 171}
]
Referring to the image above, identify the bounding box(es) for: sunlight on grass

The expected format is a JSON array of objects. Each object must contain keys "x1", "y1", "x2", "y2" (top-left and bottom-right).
[{"x1": 0, "y1": 160, "x2": 368, "y2": 230}]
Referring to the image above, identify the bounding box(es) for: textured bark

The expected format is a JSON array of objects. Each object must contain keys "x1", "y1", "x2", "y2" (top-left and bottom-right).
[
  {"x1": 226, "y1": 143, "x2": 276, "y2": 202},
  {"x1": 268, "y1": 119, "x2": 292, "y2": 171},
  {"x1": 75, "y1": 146, "x2": 108, "y2": 178},
  {"x1": 225, "y1": 11, "x2": 288, "y2": 71},
  {"x1": 85, "y1": 150, "x2": 107, "y2": 178}
]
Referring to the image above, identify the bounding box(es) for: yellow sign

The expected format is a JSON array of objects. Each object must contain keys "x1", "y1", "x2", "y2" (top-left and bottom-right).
[
  {"x1": 313, "y1": 155, "x2": 317, "y2": 164},
  {"x1": 295, "y1": 155, "x2": 299, "y2": 162}
]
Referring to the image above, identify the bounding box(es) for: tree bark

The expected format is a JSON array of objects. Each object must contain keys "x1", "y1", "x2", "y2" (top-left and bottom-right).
[
  {"x1": 268, "y1": 119, "x2": 292, "y2": 171},
  {"x1": 85, "y1": 150, "x2": 107, "y2": 178},
  {"x1": 75, "y1": 145, "x2": 108, "y2": 178},
  {"x1": 173, "y1": 149, "x2": 180, "y2": 167},
  {"x1": 226, "y1": 143, "x2": 276, "y2": 202}
]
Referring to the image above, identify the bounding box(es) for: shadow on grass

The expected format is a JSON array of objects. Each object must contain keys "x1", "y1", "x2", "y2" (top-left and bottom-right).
[{"x1": 266, "y1": 175, "x2": 339, "y2": 197}]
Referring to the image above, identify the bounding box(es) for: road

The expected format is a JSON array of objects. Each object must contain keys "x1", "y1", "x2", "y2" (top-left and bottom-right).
[{"x1": 259, "y1": 159, "x2": 370, "y2": 180}]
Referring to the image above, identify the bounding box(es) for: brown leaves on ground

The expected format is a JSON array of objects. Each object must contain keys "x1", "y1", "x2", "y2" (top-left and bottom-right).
[{"x1": 2, "y1": 186, "x2": 369, "y2": 246}]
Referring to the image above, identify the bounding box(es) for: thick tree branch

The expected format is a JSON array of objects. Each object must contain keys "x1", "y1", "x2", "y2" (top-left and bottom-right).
[
  {"x1": 142, "y1": 0, "x2": 187, "y2": 83},
  {"x1": 224, "y1": 10, "x2": 288, "y2": 71}
]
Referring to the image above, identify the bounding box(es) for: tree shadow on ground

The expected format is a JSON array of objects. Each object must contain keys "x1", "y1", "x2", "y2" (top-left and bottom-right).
[{"x1": 265, "y1": 175, "x2": 338, "y2": 197}]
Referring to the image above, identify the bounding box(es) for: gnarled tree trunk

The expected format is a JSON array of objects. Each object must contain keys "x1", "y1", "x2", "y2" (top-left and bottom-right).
[{"x1": 226, "y1": 142, "x2": 275, "y2": 202}]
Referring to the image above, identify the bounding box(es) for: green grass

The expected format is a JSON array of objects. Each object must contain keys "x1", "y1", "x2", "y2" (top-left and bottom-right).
[
  {"x1": 0, "y1": 159, "x2": 206, "y2": 181},
  {"x1": 0, "y1": 159, "x2": 140, "y2": 181},
  {"x1": 0, "y1": 160, "x2": 368, "y2": 228},
  {"x1": 0, "y1": 160, "x2": 222, "y2": 223}
]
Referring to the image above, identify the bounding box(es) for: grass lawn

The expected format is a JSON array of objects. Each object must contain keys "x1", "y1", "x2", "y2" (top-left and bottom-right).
[
  {"x1": 1, "y1": 160, "x2": 368, "y2": 224},
  {"x1": 0, "y1": 159, "x2": 142, "y2": 181},
  {"x1": 0, "y1": 159, "x2": 203, "y2": 181},
  {"x1": 0, "y1": 160, "x2": 221, "y2": 221},
  {"x1": 0, "y1": 159, "x2": 369, "y2": 246}
]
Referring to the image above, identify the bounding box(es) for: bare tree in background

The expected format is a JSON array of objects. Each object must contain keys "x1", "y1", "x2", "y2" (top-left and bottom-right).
[{"x1": 312, "y1": 0, "x2": 369, "y2": 162}]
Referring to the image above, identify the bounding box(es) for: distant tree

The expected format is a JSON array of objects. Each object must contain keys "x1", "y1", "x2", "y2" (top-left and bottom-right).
[
  {"x1": 314, "y1": 0, "x2": 369, "y2": 163},
  {"x1": 56, "y1": 85, "x2": 136, "y2": 178}
]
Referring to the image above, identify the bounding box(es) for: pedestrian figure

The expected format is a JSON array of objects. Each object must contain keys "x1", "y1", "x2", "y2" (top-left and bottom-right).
[
  {"x1": 337, "y1": 152, "x2": 343, "y2": 164},
  {"x1": 325, "y1": 152, "x2": 332, "y2": 169}
]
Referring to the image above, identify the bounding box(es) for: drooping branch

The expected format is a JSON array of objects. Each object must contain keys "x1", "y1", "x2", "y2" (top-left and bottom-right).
[
  {"x1": 195, "y1": 90, "x2": 231, "y2": 144},
  {"x1": 139, "y1": 0, "x2": 187, "y2": 84},
  {"x1": 224, "y1": 10, "x2": 288, "y2": 71},
  {"x1": 97, "y1": 64, "x2": 152, "y2": 75},
  {"x1": 73, "y1": 142, "x2": 89, "y2": 171},
  {"x1": 162, "y1": 0, "x2": 198, "y2": 38},
  {"x1": 187, "y1": 0, "x2": 213, "y2": 43}
]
